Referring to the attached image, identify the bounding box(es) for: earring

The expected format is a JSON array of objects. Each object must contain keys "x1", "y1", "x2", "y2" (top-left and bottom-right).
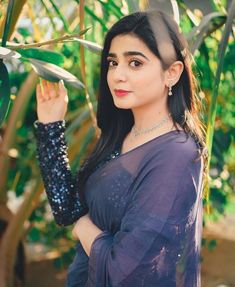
[{"x1": 168, "y1": 85, "x2": 172, "y2": 96}]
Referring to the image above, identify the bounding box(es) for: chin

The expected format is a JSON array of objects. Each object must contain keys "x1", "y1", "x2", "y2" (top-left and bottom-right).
[{"x1": 113, "y1": 101, "x2": 133, "y2": 110}]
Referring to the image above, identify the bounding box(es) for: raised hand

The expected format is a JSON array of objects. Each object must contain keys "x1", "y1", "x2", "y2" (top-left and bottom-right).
[{"x1": 36, "y1": 79, "x2": 68, "y2": 124}]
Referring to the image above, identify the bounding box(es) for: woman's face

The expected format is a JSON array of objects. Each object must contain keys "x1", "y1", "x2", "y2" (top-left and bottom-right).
[{"x1": 107, "y1": 33, "x2": 168, "y2": 110}]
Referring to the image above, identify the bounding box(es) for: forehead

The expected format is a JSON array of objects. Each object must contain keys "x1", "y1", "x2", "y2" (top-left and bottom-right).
[{"x1": 109, "y1": 34, "x2": 151, "y2": 55}]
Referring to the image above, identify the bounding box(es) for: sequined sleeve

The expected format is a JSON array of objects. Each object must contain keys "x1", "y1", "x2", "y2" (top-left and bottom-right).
[{"x1": 34, "y1": 120, "x2": 88, "y2": 226}]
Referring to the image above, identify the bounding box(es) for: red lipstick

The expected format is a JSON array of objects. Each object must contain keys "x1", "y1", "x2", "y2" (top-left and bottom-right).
[{"x1": 114, "y1": 89, "x2": 131, "y2": 97}]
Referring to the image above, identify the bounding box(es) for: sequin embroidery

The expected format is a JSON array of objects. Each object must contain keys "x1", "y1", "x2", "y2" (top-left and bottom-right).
[{"x1": 34, "y1": 120, "x2": 121, "y2": 226}]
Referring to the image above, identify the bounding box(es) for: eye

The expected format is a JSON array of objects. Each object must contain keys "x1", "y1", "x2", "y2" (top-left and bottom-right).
[
  {"x1": 129, "y1": 60, "x2": 142, "y2": 67},
  {"x1": 107, "y1": 59, "x2": 117, "y2": 67}
]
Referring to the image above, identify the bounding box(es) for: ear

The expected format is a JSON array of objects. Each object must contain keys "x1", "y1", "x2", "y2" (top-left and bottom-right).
[{"x1": 165, "y1": 61, "x2": 184, "y2": 87}]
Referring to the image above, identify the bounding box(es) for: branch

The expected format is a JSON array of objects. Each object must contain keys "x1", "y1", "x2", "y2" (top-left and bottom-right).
[{"x1": 4, "y1": 28, "x2": 91, "y2": 50}]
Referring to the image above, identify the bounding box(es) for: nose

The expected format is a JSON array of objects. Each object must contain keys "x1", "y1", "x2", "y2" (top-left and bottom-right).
[{"x1": 112, "y1": 64, "x2": 127, "y2": 82}]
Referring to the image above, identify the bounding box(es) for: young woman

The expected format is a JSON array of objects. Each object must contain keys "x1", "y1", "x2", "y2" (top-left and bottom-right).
[{"x1": 34, "y1": 9, "x2": 207, "y2": 287}]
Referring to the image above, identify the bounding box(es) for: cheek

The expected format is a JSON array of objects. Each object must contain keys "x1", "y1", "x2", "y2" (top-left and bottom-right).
[
  {"x1": 107, "y1": 72, "x2": 110, "y2": 84},
  {"x1": 107, "y1": 71, "x2": 113, "y2": 90},
  {"x1": 134, "y1": 71, "x2": 166, "y2": 100},
  {"x1": 107, "y1": 68, "x2": 113, "y2": 80},
  {"x1": 135, "y1": 70, "x2": 164, "y2": 90}
]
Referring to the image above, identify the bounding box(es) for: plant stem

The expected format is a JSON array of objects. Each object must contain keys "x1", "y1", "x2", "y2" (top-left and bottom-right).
[{"x1": 5, "y1": 29, "x2": 91, "y2": 50}]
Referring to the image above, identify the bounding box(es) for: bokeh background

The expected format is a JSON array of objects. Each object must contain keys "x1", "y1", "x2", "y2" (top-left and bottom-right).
[{"x1": 0, "y1": 0, "x2": 234, "y2": 286}]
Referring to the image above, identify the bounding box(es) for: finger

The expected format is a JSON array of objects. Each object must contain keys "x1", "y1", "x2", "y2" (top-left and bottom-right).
[
  {"x1": 47, "y1": 81, "x2": 57, "y2": 99},
  {"x1": 36, "y1": 84, "x2": 45, "y2": 103},
  {"x1": 41, "y1": 79, "x2": 48, "y2": 95},
  {"x1": 42, "y1": 79, "x2": 51, "y2": 100},
  {"x1": 54, "y1": 82, "x2": 59, "y2": 96},
  {"x1": 58, "y1": 79, "x2": 67, "y2": 95},
  {"x1": 59, "y1": 80, "x2": 68, "y2": 103},
  {"x1": 39, "y1": 78, "x2": 45, "y2": 95}
]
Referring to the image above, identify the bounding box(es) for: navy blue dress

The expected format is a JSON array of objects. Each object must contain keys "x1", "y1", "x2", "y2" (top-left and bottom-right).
[{"x1": 34, "y1": 120, "x2": 204, "y2": 287}]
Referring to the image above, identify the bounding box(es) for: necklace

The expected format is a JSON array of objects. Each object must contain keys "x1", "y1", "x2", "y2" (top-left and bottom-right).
[{"x1": 131, "y1": 113, "x2": 171, "y2": 137}]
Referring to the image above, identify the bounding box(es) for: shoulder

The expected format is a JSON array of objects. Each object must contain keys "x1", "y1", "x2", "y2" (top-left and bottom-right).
[
  {"x1": 148, "y1": 131, "x2": 201, "y2": 172},
  {"x1": 169, "y1": 131, "x2": 199, "y2": 157}
]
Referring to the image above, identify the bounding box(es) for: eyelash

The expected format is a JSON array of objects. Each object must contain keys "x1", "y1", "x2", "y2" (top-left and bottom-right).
[{"x1": 107, "y1": 59, "x2": 143, "y2": 68}]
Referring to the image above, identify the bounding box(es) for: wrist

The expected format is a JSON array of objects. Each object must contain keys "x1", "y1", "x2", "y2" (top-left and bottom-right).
[
  {"x1": 34, "y1": 120, "x2": 66, "y2": 135},
  {"x1": 34, "y1": 119, "x2": 65, "y2": 126}
]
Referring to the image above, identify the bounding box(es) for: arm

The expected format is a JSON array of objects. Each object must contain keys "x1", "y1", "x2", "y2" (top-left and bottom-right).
[
  {"x1": 34, "y1": 119, "x2": 88, "y2": 226},
  {"x1": 34, "y1": 80, "x2": 88, "y2": 226}
]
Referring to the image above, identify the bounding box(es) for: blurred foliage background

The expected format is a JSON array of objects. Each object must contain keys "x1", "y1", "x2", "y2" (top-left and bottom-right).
[{"x1": 0, "y1": 0, "x2": 234, "y2": 286}]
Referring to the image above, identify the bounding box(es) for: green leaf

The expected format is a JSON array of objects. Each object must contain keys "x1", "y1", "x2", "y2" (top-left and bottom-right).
[
  {"x1": 1, "y1": 0, "x2": 15, "y2": 47},
  {"x1": 125, "y1": 0, "x2": 139, "y2": 13},
  {"x1": 17, "y1": 27, "x2": 31, "y2": 38},
  {"x1": 79, "y1": 27, "x2": 92, "y2": 37},
  {"x1": 40, "y1": 0, "x2": 59, "y2": 34},
  {"x1": 84, "y1": 6, "x2": 108, "y2": 31},
  {"x1": 206, "y1": 0, "x2": 235, "y2": 168},
  {"x1": 17, "y1": 48, "x2": 64, "y2": 65},
  {"x1": 48, "y1": 0, "x2": 70, "y2": 33},
  {"x1": 28, "y1": 58, "x2": 85, "y2": 89},
  {"x1": 97, "y1": 0, "x2": 123, "y2": 18},
  {"x1": 28, "y1": 226, "x2": 41, "y2": 242},
  {"x1": 177, "y1": 0, "x2": 200, "y2": 26},
  {"x1": 0, "y1": 40, "x2": 20, "y2": 48},
  {"x1": 187, "y1": 12, "x2": 226, "y2": 53},
  {"x1": 72, "y1": 38, "x2": 102, "y2": 54},
  {"x1": 0, "y1": 61, "x2": 11, "y2": 126},
  {"x1": 208, "y1": 239, "x2": 217, "y2": 251},
  {"x1": 170, "y1": 0, "x2": 180, "y2": 25},
  {"x1": 0, "y1": 46, "x2": 21, "y2": 60}
]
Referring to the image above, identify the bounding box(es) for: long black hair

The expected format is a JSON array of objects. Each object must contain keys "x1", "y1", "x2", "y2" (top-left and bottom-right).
[{"x1": 77, "y1": 9, "x2": 208, "y2": 206}]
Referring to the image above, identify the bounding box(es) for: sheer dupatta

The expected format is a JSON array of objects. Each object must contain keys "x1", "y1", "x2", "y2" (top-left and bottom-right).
[{"x1": 84, "y1": 131, "x2": 203, "y2": 287}]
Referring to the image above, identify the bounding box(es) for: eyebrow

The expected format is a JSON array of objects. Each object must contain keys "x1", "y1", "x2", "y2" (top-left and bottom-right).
[{"x1": 107, "y1": 51, "x2": 149, "y2": 61}]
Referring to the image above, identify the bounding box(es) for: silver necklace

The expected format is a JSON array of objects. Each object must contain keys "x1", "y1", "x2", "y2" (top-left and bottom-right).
[{"x1": 131, "y1": 113, "x2": 171, "y2": 137}]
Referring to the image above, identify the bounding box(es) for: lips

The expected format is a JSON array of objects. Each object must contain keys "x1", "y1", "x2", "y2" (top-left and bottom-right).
[{"x1": 114, "y1": 89, "x2": 131, "y2": 97}]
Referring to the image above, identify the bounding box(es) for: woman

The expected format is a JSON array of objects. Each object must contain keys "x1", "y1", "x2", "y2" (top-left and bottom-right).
[{"x1": 34, "y1": 9, "x2": 207, "y2": 287}]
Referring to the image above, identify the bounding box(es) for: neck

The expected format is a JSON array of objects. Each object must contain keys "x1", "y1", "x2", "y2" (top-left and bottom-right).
[{"x1": 131, "y1": 99, "x2": 171, "y2": 130}]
